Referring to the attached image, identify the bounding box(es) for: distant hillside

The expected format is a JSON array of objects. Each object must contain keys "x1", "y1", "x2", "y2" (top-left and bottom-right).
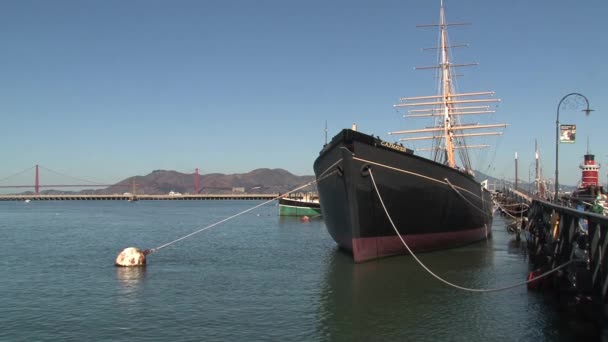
[
  {"x1": 16, "y1": 168, "x2": 575, "y2": 196},
  {"x1": 474, "y1": 170, "x2": 502, "y2": 188},
  {"x1": 94, "y1": 168, "x2": 316, "y2": 195},
  {"x1": 474, "y1": 170, "x2": 576, "y2": 193}
]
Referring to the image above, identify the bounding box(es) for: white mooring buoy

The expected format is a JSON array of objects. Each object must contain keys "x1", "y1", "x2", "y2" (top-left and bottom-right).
[{"x1": 115, "y1": 247, "x2": 148, "y2": 267}]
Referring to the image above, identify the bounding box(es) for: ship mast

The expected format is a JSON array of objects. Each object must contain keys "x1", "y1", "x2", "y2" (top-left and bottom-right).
[
  {"x1": 439, "y1": 0, "x2": 456, "y2": 167},
  {"x1": 535, "y1": 139, "x2": 540, "y2": 194},
  {"x1": 389, "y1": 0, "x2": 506, "y2": 173}
]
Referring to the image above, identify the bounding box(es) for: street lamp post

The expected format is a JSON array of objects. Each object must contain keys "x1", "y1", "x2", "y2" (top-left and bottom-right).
[{"x1": 555, "y1": 93, "x2": 593, "y2": 201}]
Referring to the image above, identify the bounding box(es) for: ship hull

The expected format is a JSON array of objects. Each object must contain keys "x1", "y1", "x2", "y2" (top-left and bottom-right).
[{"x1": 313, "y1": 129, "x2": 493, "y2": 263}]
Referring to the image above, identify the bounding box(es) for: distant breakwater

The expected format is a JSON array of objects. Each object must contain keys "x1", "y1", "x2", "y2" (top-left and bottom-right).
[{"x1": 0, "y1": 194, "x2": 278, "y2": 201}]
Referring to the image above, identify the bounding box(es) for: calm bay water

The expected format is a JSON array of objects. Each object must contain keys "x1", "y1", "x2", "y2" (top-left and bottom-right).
[{"x1": 0, "y1": 200, "x2": 583, "y2": 341}]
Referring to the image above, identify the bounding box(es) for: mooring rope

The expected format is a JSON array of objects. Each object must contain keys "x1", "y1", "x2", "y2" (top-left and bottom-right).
[
  {"x1": 316, "y1": 158, "x2": 343, "y2": 181},
  {"x1": 493, "y1": 200, "x2": 529, "y2": 220},
  {"x1": 500, "y1": 203, "x2": 531, "y2": 208},
  {"x1": 147, "y1": 180, "x2": 316, "y2": 254},
  {"x1": 493, "y1": 202, "x2": 519, "y2": 220},
  {"x1": 444, "y1": 178, "x2": 493, "y2": 219},
  {"x1": 368, "y1": 168, "x2": 573, "y2": 293}
]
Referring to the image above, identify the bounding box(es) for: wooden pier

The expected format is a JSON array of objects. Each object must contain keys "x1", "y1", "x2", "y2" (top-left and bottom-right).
[
  {"x1": 0, "y1": 194, "x2": 279, "y2": 201},
  {"x1": 498, "y1": 187, "x2": 608, "y2": 335}
]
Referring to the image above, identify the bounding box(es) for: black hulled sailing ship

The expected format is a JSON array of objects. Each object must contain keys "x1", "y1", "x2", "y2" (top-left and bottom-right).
[{"x1": 313, "y1": 1, "x2": 506, "y2": 262}]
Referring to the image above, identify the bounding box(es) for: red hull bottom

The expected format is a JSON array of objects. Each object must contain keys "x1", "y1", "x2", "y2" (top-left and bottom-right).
[{"x1": 351, "y1": 226, "x2": 490, "y2": 263}]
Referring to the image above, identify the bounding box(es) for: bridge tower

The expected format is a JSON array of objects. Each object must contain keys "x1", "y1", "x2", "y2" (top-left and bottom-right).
[
  {"x1": 35, "y1": 164, "x2": 40, "y2": 195},
  {"x1": 195, "y1": 168, "x2": 200, "y2": 194}
]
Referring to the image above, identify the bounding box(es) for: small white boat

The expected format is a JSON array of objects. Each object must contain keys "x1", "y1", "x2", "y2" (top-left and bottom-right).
[{"x1": 24, "y1": 199, "x2": 31, "y2": 203}]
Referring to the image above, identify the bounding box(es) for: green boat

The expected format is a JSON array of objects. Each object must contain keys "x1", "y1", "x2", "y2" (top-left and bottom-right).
[{"x1": 278, "y1": 193, "x2": 321, "y2": 217}]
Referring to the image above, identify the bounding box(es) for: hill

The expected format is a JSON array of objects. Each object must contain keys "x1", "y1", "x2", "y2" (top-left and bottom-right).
[
  {"x1": 95, "y1": 168, "x2": 315, "y2": 195},
  {"x1": 18, "y1": 168, "x2": 575, "y2": 196},
  {"x1": 474, "y1": 170, "x2": 576, "y2": 194}
]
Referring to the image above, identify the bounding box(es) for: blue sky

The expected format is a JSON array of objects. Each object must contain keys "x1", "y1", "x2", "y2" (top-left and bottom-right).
[{"x1": 0, "y1": 0, "x2": 606, "y2": 190}]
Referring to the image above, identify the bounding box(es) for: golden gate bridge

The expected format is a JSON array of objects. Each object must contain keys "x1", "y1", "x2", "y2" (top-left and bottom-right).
[{"x1": 0, "y1": 164, "x2": 201, "y2": 195}]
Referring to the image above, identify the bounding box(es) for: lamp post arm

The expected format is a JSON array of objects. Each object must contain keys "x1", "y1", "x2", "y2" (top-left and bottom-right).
[{"x1": 554, "y1": 92, "x2": 592, "y2": 201}]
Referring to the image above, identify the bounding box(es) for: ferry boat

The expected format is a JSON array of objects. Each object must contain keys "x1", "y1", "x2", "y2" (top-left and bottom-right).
[{"x1": 313, "y1": 1, "x2": 506, "y2": 262}]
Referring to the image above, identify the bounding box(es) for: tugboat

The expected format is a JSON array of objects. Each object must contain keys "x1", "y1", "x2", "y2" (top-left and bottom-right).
[{"x1": 571, "y1": 146, "x2": 606, "y2": 214}]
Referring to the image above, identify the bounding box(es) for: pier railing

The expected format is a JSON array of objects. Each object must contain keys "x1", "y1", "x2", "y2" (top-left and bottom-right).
[{"x1": 526, "y1": 198, "x2": 608, "y2": 303}]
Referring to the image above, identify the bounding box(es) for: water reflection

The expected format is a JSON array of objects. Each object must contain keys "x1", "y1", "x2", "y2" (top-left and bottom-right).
[
  {"x1": 317, "y1": 248, "x2": 455, "y2": 341},
  {"x1": 115, "y1": 266, "x2": 146, "y2": 297},
  {"x1": 507, "y1": 238, "x2": 529, "y2": 260},
  {"x1": 316, "y1": 219, "x2": 579, "y2": 341},
  {"x1": 278, "y1": 215, "x2": 324, "y2": 225}
]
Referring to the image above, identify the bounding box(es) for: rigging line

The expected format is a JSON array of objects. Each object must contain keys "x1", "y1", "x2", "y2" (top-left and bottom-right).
[
  {"x1": 444, "y1": 178, "x2": 492, "y2": 218},
  {"x1": 368, "y1": 168, "x2": 574, "y2": 293},
  {"x1": 38, "y1": 165, "x2": 108, "y2": 185},
  {"x1": 353, "y1": 156, "x2": 484, "y2": 200},
  {"x1": 482, "y1": 124, "x2": 506, "y2": 175},
  {"x1": 0, "y1": 166, "x2": 35, "y2": 183},
  {"x1": 147, "y1": 180, "x2": 316, "y2": 253}
]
